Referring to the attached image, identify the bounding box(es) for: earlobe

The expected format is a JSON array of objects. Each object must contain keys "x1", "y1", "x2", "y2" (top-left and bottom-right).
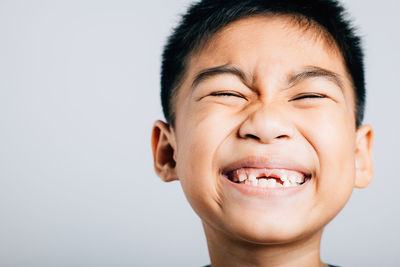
[
  {"x1": 354, "y1": 124, "x2": 374, "y2": 188},
  {"x1": 151, "y1": 120, "x2": 179, "y2": 182}
]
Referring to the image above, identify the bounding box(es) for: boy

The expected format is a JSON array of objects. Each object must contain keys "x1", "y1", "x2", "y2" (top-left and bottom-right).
[{"x1": 151, "y1": 0, "x2": 374, "y2": 266}]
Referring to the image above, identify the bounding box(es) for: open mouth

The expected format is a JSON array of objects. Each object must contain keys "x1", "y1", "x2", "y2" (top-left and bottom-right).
[{"x1": 224, "y1": 168, "x2": 311, "y2": 188}]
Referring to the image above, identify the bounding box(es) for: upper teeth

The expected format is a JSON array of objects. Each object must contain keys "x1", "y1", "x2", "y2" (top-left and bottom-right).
[
  {"x1": 238, "y1": 173, "x2": 247, "y2": 182},
  {"x1": 230, "y1": 168, "x2": 306, "y2": 188},
  {"x1": 248, "y1": 174, "x2": 257, "y2": 181}
]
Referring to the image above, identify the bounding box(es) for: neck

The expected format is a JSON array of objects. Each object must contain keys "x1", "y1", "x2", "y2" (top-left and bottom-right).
[{"x1": 203, "y1": 222, "x2": 327, "y2": 267}]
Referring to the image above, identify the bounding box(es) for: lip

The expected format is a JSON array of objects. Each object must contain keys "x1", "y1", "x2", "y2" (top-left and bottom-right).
[
  {"x1": 221, "y1": 156, "x2": 312, "y2": 176},
  {"x1": 220, "y1": 156, "x2": 313, "y2": 199},
  {"x1": 221, "y1": 174, "x2": 312, "y2": 198}
]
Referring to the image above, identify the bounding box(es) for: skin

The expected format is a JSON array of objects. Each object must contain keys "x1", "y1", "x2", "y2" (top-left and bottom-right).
[{"x1": 152, "y1": 16, "x2": 374, "y2": 267}]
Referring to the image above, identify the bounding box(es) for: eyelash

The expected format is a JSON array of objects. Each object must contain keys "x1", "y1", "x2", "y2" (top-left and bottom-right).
[
  {"x1": 209, "y1": 92, "x2": 244, "y2": 98},
  {"x1": 207, "y1": 92, "x2": 326, "y2": 101},
  {"x1": 291, "y1": 93, "x2": 327, "y2": 101}
]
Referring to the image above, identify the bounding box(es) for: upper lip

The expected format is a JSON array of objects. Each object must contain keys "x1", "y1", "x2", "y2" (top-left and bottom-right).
[{"x1": 221, "y1": 155, "x2": 312, "y2": 176}]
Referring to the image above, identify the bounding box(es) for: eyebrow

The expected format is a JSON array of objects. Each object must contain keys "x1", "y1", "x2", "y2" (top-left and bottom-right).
[
  {"x1": 191, "y1": 64, "x2": 344, "y2": 91},
  {"x1": 191, "y1": 64, "x2": 251, "y2": 89},
  {"x1": 287, "y1": 66, "x2": 344, "y2": 91}
]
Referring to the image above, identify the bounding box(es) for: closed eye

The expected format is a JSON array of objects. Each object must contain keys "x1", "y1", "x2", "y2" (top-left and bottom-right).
[
  {"x1": 291, "y1": 93, "x2": 327, "y2": 101},
  {"x1": 210, "y1": 92, "x2": 241, "y2": 97},
  {"x1": 209, "y1": 91, "x2": 246, "y2": 99}
]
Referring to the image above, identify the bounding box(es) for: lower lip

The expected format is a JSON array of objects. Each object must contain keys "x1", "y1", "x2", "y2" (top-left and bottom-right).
[{"x1": 221, "y1": 175, "x2": 312, "y2": 199}]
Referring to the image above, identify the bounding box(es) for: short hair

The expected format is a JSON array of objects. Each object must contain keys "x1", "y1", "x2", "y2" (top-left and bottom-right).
[{"x1": 161, "y1": 0, "x2": 365, "y2": 127}]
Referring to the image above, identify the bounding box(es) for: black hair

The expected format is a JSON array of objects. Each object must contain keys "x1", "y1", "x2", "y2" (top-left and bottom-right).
[{"x1": 161, "y1": 0, "x2": 365, "y2": 127}]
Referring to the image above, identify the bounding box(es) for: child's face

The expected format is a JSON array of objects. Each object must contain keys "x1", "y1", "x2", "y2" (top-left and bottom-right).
[{"x1": 153, "y1": 16, "x2": 373, "y2": 244}]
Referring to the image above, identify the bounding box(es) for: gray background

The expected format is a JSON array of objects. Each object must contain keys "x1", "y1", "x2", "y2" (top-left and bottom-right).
[{"x1": 0, "y1": 0, "x2": 398, "y2": 266}]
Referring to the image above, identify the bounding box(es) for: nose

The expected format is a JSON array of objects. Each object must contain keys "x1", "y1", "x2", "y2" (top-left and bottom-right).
[{"x1": 238, "y1": 103, "x2": 294, "y2": 144}]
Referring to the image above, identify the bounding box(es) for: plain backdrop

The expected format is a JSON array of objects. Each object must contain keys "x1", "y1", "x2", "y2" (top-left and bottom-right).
[{"x1": 0, "y1": 0, "x2": 399, "y2": 266}]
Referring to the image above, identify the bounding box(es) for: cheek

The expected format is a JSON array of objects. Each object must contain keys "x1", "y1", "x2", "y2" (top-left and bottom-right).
[
  {"x1": 174, "y1": 107, "x2": 238, "y2": 208},
  {"x1": 318, "y1": 127, "x2": 356, "y2": 185},
  {"x1": 300, "y1": 107, "x2": 356, "y2": 199},
  {"x1": 175, "y1": 103, "x2": 241, "y2": 172}
]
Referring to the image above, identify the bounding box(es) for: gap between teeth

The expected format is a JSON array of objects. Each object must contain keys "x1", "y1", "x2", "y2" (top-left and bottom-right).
[{"x1": 232, "y1": 169, "x2": 305, "y2": 188}]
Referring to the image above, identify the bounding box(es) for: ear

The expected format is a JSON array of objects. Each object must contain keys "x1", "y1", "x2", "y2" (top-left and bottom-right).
[
  {"x1": 151, "y1": 120, "x2": 178, "y2": 182},
  {"x1": 354, "y1": 124, "x2": 374, "y2": 188}
]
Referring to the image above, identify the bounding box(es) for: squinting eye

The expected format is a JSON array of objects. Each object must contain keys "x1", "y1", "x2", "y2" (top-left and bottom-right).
[
  {"x1": 291, "y1": 93, "x2": 327, "y2": 101},
  {"x1": 209, "y1": 91, "x2": 245, "y2": 98}
]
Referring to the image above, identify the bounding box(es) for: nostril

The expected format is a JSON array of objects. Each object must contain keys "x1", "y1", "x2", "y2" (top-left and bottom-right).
[
  {"x1": 276, "y1": 134, "x2": 289, "y2": 139},
  {"x1": 245, "y1": 134, "x2": 260, "y2": 140}
]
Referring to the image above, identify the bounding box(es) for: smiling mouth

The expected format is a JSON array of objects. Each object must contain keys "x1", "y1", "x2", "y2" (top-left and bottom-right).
[{"x1": 224, "y1": 168, "x2": 311, "y2": 188}]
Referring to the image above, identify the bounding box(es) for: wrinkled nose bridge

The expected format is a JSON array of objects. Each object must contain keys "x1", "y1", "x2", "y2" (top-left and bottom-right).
[{"x1": 239, "y1": 102, "x2": 293, "y2": 143}]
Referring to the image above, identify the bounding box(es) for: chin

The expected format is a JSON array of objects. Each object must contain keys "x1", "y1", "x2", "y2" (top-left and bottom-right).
[{"x1": 218, "y1": 213, "x2": 318, "y2": 245}]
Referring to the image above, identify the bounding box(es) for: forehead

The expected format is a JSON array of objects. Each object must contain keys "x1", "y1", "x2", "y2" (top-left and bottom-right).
[{"x1": 186, "y1": 15, "x2": 350, "y2": 87}]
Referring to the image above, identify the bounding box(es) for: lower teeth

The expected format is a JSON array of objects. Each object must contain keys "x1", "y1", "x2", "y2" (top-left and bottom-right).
[{"x1": 240, "y1": 178, "x2": 299, "y2": 188}]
